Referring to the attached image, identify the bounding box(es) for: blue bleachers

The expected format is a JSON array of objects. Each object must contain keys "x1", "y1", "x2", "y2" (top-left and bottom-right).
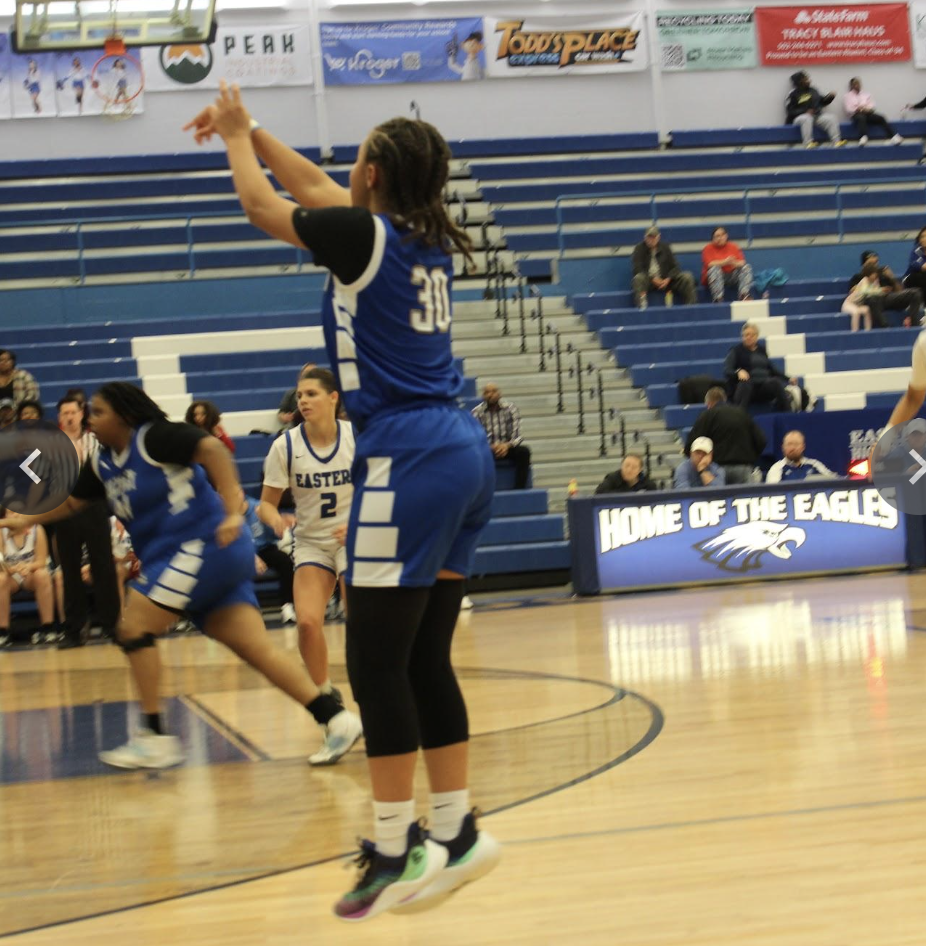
[{"x1": 669, "y1": 120, "x2": 926, "y2": 148}]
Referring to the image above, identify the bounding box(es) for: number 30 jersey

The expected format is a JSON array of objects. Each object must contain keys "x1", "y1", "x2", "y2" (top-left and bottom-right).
[
  {"x1": 314, "y1": 213, "x2": 464, "y2": 431},
  {"x1": 262, "y1": 421, "x2": 355, "y2": 546}
]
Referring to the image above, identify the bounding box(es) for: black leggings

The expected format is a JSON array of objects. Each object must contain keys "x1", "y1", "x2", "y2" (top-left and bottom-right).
[
  {"x1": 256, "y1": 544, "x2": 294, "y2": 605},
  {"x1": 345, "y1": 581, "x2": 468, "y2": 757}
]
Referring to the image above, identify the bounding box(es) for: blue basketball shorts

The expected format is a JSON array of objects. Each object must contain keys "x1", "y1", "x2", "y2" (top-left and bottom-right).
[
  {"x1": 133, "y1": 529, "x2": 259, "y2": 629},
  {"x1": 346, "y1": 404, "x2": 495, "y2": 588}
]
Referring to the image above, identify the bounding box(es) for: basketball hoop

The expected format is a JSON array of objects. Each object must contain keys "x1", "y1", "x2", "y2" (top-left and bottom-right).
[{"x1": 93, "y1": 36, "x2": 144, "y2": 122}]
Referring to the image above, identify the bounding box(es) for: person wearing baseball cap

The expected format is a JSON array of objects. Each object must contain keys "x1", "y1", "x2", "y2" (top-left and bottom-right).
[
  {"x1": 630, "y1": 225, "x2": 697, "y2": 310},
  {"x1": 673, "y1": 436, "x2": 726, "y2": 489},
  {"x1": 0, "y1": 399, "x2": 15, "y2": 429}
]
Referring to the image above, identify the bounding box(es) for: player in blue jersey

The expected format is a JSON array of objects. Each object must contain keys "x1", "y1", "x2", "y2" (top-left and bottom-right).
[
  {"x1": 24, "y1": 59, "x2": 41, "y2": 114},
  {"x1": 186, "y1": 83, "x2": 501, "y2": 920},
  {"x1": 0, "y1": 382, "x2": 359, "y2": 770}
]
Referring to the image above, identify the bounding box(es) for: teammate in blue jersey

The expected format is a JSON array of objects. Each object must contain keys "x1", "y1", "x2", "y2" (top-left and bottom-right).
[
  {"x1": 186, "y1": 83, "x2": 500, "y2": 920},
  {"x1": 0, "y1": 382, "x2": 357, "y2": 770}
]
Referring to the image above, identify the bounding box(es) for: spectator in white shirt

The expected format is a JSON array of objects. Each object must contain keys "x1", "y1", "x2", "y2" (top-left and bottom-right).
[
  {"x1": 844, "y1": 77, "x2": 901, "y2": 146},
  {"x1": 766, "y1": 431, "x2": 837, "y2": 483}
]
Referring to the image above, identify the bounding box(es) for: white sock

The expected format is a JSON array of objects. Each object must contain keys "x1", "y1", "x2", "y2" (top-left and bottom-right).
[
  {"x1": 319, "y1": 680, "x2": 333, "y2": 695},
  {"x1": 428, "y1": 789, "x2": 469, "y2": 842},
  {"x1": 373, "y1": 799, "x2": 416, "y2": 856}
]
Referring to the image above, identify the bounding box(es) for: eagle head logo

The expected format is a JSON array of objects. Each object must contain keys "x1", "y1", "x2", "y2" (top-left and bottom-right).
[{"x1": 693, "y1": 521, "x2": 806, "y2": 573}]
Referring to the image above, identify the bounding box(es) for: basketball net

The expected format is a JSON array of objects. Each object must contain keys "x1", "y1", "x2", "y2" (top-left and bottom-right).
[{"x1": 100, "y1": 35, "x2": 142, "y2": 122}]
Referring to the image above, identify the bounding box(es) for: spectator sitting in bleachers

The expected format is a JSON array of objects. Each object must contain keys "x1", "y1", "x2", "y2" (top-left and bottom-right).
[
  {"x1": 766, "y1": 431, "x2": 837, "y2": 483},
  {"x1": 724, "y1": 322, "x2": 796, "y2": 413},
  {"x1": 851, "y1": 251, "x2": 922, "y2": 327},
  {"x1": 685, "y1": 387, "x2": 766, "y2": 485},
  {"x1": 595, "y1": 453, "x2": 658, "y2": 494},
  {"x1": 0, "y1": 518, "x2": 57, "y2": 647},
  {"x1": 785, "y1": 71, "x2": 846, "y2": 149},
  {"x1": 17, "y1": 400, "x2": 43, "y2": 422},
  {"x1": 673, "y1": 437, "x2": 726, "y2": 489},
  {"x1": 842, "y1": 261, "x2": 878, "y2": 332},
  {"x1": 701, "y1": 227, "x2": 754, "y2": 303},
  {"x1": 903, "y1": 227, "x2": 926, "y2": 299},
  {"x1": 186, "y1": 399, "x2": 236, "y2": 453},
  {"x1": 82, "y1": 516, "x2": 139, "y2": 611},
  {"x1": 472, "y1": 382, "x2": 532, "y2": 489},
  {"x1": 631, "y1": 226, "x2": 697, "y2": 310},
  {"x1": 0, "y1": 349, "x2": 39, "y2": 412},
  {"x1": 844, "y1": 77, "x2": 902, "y2": 146},
  {"x1": 0, "y1": 400, "x2": 14, "y2": 430}
]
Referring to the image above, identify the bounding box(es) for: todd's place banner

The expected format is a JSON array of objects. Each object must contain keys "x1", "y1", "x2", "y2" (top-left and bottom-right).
[
  {"x1": 143, "y1": 25, "x2": 312, "y2": 91},
  {"x1": 320, "y1": 19, "x2": 485, "y2": 85},
  {"x1": 568, "y1": 482, "x2": 905, "y2": 595},
  {"x1": 483, "y1": 14, "x2": 649, "y2": 76}
]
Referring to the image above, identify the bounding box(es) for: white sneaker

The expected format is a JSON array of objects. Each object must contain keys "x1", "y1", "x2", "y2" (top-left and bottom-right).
[
  {"x1": 309, "y1": 709, "x2": 363, "y2": 766},
  {"x1": 891, "y1": 134, "x2": 903, "y2": 145},
  {"x1": 859, "y1": 135, "x2": 869, "y2": 146},
  {"x1": 280, "y1": 602, "x2": 296, "y2": 625},
  {"x1": 460, "y1": 595, "x2": 474, "y2": 611},
  {"x1": 392, "y1": 811, "x2": 501, "y2": 914},
  {"x1": 99, "y1": 729, "x2": 185, "y2": 770}
]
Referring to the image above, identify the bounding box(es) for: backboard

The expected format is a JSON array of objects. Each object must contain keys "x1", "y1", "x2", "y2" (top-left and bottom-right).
[{"x1": 12, "y1": 0, "x2": 217, "y2": 52}]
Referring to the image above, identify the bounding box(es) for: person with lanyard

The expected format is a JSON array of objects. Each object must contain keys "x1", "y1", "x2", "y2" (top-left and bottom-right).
[
  {"x1": 765, "y1": 431, "x2": 836, "y2": 483},
  {"x1": 185, "y1": 82, "x2": 501, "y2": 921},
  {"x1": 54, "y1": 393, "x2": 120, "y2": 649}
]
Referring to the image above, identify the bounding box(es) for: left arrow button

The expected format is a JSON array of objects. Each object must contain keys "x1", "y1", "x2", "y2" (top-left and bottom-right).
[{"x1": 20, "y1": 448, "x2": 42, "y2": 484}]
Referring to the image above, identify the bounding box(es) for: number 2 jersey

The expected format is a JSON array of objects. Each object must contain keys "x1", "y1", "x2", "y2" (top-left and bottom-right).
[
  {"x1": 262, "y1": 420, "x2": 355, "y2": 547},
  {"x1": 71, "y1": 420, "x2": 227, "y2": 564},
  {"x1": 291, "y1": 208, "x2": 465, "y2": 430}
]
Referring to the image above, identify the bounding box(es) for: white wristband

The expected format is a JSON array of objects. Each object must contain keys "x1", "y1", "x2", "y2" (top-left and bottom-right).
[{"x1": 249, "y1": 118, "x2": 261, "y2": 133}]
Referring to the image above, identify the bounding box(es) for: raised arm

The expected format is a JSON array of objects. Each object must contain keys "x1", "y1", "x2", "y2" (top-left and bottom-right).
[{"x1": 252, "y1": 128, "x2": 350, "y2": 210}]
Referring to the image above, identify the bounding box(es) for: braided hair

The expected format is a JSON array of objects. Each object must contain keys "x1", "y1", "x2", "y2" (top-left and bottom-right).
[
  {"x1": 364, "y1": 117, "x2": 474, "y2": 266},
  {"x1": 95, "y1": 382, "x2": 167, "y2": 428}
]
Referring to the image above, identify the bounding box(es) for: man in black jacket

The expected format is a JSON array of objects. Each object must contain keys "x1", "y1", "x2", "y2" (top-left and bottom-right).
[
  {"x1": 785, "y1": 71, "x2": 846, "y2": 148},
  {"x1": 630, "y1": 226, "x2": 697, "y2": 309},
  {"x1": 724, "y1": 322, "x2": 795, "y2": 412},
  {"x1": 595, "y1": 453, "x2": 658, "y2": 494},
  {"x1": 685, "y1": 387, "x2": 768, "y2": 484},
  {"x1": 850, "y1": 251, "x2": 923, "y2": 327}
]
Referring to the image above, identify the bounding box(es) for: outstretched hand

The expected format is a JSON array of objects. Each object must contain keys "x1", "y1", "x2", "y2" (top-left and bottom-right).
[{"x1": 183, "y1": 81, "x2": 251, "y2": 144}]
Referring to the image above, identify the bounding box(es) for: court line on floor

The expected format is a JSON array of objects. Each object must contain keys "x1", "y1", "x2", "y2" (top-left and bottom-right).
[
  {"x1": 178, "y1": 694, "x2": 271, "y2": 762},
  {"x1": 1, "y1": 678, "x2": 663, "y2": 939},
  {"x1": 501, "y1": 792, "x2": 926, "y2": 847}
]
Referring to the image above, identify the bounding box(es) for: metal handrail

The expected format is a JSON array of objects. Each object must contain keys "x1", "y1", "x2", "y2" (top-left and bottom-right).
[
  {"x1": 517, "y1": 276, "x2": 528, "y2": 354},
  {"x1": 554, "y1": 174, "x2": 926, "y2": 259}
]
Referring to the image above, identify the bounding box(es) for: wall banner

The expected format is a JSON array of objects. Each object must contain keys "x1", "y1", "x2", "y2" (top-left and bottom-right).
[
  {"x1": 755, "y1": 4, "x2": 911, "y2": 65},
  {"x1": 143, "y1": 25, "x2": 312, "y2": 91},
  {"x1": 320, "y1": 19, "x2": 486, "y2": 85},
  {"x1": 482, "y1": 14, "x2": 649, "y2": 76},
  {"x1": 656, "y1": 10, "x2": 757, "y2": 71}
]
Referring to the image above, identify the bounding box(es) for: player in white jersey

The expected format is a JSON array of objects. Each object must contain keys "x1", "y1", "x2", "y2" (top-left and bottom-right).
[
  {"x1": 0, "y1": 519, "x2": 56, "y2": 646},
  {"x1": 259, "y1": 366, "x2": 362, "y2": 765}
]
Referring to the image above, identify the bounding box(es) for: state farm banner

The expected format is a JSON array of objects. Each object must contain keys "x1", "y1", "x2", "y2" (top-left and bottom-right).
[
  {"x1": 911, "y1": 2, "x2": 926, "y2": 66},
  {"x1": 756, "y1": 4, "x2": 911, "y2": 65},
  {"x1": 482, "y1": 14, "x2": 648, "y2": 77},
  {"x1": 142, "y1": 25, "x2": 312, "y2": 91}
]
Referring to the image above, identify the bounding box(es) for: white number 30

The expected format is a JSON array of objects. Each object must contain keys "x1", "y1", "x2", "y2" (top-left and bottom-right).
[{"x1": 409, "y1": 265, "x2": 451, "y2": 334}]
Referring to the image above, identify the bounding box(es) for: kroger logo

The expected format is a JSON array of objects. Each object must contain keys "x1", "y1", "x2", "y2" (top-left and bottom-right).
[{"x1": 325, "y1": 48, "x2": 400, "y2": 80}]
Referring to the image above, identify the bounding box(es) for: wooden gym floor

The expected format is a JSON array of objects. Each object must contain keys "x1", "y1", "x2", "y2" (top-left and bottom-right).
[{"x1": 2, "y1": 570, "x2": 926, "y2": 945}]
